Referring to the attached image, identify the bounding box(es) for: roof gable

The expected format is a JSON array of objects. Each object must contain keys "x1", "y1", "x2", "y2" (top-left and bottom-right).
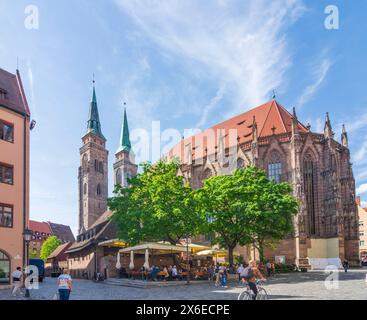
[
  {"x1": 168, "y1": 100, "x2": 309, "y2": 163},
  {"x1": 0, "y1": 68, "x2": 30, "y2": 116}
]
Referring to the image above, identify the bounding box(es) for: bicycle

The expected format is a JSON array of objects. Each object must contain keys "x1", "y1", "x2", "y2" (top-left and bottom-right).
[{"x1": 238, "y1": 279, "x2": 268, "y2": 300}]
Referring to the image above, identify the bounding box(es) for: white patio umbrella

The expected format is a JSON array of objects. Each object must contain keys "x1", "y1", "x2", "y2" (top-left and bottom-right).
[
  {"x1": 129, "y1": 250, "x2": 135, "y2": 270},
  {"x1": 143, "y1": 249, "x2": 150, "y2": 270},
  {"x1": 115, "y1": 252, "x2": 121, "y2": 270}
]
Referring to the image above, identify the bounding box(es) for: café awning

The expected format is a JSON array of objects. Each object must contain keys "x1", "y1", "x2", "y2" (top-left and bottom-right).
[{"x1": 119, "y1": 242, "x2": 188, "y2": 255}]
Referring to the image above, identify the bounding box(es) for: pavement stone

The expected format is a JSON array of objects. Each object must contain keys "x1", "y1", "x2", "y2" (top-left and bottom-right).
[{"x1": 0, "y1": 269, "x2": 366, "y2": 300}]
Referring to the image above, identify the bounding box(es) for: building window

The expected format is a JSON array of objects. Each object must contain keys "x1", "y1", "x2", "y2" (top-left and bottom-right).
[
  {"x1": 0, "y1": 120, "x2": 14, "y2": 143},
  {"x1": 94, "y1": 160, "x2": 98, "y2": 172},
  {"x1": 97, "y1": 184, "x2": 101, "y2": 196},
  {"x1": 304, "y1": 154, "x2": 317, "y2": 236},
  {"x1": 99, "y1": 161, "x2": 104, "y2": 174},
  {"x1": 0, "y1": 88, "x2": 7, "y2": 100},
  {"x1": 116, "y1": 169, "x2": 122, "y2": 185},
  {"x1": 83, "y1": 183, "x2": 87, "y2": 195},
  {"x1": 361, "y1": 240, "x2": 365, "y2": 247},
  {"x1": 82, "y1": 154, "x2": 88, "y2": 169},
  {"x1": 360, "y1": 231, "x2": 365, "y2": 237},
  {"x1": 237, "y1": 158, "x2": 246, "y2": 169},
  {"x1": 268, "y1": 152, "x2": 282, "y2": 183},
  {"x1": 0, "y1": 250, "x2": 10, "y2": 285},
  {"x1": 359, "y1": 221, "x2": 364, "y2": 227},
  {"x1": 0, "y1": 163, "x2": 14, "y2": 185},
  {"x1": 0, "y1": 204, "x2": 13, "y2": 228}
]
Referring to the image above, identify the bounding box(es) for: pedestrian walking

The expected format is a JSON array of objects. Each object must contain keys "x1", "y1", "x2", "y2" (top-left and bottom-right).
[
  {"x1": 342, "y1": 259, "x2": 349, "y2": 273},
  {"x1": 266, "y1": 261, "x2": 272, "y2": 277},
  {"x1": 220, "y1": 265, "x2": 228, "y2": 288},
  {"x1": 57, "y1": 269, "x2": 73, "y2": 300},
  {"x1": 11, "y1": 267, "x2": 23, "y2": 297},
  {"x1": 237, "y1": 264, "x2": 244, "y2": 283}
]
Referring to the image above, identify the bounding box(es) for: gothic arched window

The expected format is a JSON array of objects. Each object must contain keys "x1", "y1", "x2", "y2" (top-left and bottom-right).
[
  {"x1": 304, "y1": 153, "x2": 316, "y2": 235},
  {"x1": 116, "y1": 169, "x2": 122, "y2": 185},
  {"x1": 0, "y1": 250, "x2": 10, "y2": 284},
  {"x1": 97, "y1": 184, "x2": 101, "y2": 196},
  {"x1": 202, "y1": 168, "x2": 212, "y2": 181},
  {"x1": 268, "y1": 151, "x2": 282, "y2": 183},
  {"x1": 237, "y1": 158, "x2": 246, "y2": 169},
  {"x1": 82, "y1": 154, "x2": 88, "y2": 169},
  {"x1": 99, "y1": 161, "x2": 104, "y2": 174}
]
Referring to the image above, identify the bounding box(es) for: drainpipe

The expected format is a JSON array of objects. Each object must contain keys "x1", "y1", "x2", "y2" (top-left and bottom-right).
[{"x1": 22, "y1": 114, "x2": 27, "y2": 269}]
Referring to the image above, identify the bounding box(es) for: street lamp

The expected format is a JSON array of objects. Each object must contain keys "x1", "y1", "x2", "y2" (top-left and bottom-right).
[
  {"x1": 23, "y1": 228, "x2": 33, "y2": 298},
  {"x1": 186, "y1": 235, "x2": 191, "y2": 285}
]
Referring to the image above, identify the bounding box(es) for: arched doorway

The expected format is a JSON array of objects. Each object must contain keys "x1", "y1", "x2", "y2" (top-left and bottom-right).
[{"x1": 0, "y1": 250, "x2": 11, "y2": 285}]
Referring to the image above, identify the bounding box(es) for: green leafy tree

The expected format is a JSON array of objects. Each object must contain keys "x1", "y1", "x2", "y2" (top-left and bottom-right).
[
  {"x1": 40, "y1": 236, "x2": 62, "y2": 261},
  {"x1": 246, "y1": 169, "x2": 299, "y2": 262},
  {"x1": 108, "y1": 160, "x2": 204, "y2": 246},
  {"x1": 197, "y1": 166, "x2": 298, "y2": 265}
]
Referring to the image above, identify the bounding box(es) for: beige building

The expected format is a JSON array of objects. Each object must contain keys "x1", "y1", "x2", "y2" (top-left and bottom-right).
[
  {"x1": 357, "y1": 197, "x2": 367, "y2": 259},
  {"x1": 0, "y1": 68, "x2": 30, "y2": 288}
]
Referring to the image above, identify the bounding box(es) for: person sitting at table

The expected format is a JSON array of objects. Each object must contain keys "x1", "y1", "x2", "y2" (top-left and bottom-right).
[
  {"x1": 207, "y1": 266, "x2": 214, "y2": 281},
  {"x1": 162, "y1": 266, "x2": 169, "y2": 281},
  {"x1": 153, "y1": 265, "x2": 162, "y2": 281},
  {"x1": 172, "y1": 265, "x2": 179, "y2": 280}
]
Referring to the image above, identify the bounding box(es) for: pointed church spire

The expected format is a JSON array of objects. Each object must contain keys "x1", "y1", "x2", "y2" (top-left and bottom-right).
[
  {"x1": 324, "y1": 112, "x2": 334, "y2": 139},
  {"x1": 251, "y1": 115, "x2": 258, "y2": 143},
  {"x1": 341, "y1": 124, "x2": 348, "y2": 148},
  {"x1": 291, "y1": 107, "x2": 299, "y2": 135},
  {"x1": 86, "y1": 79, "x2": 105, "y2": 140},
  {"x1": 116, "y1": 104, "x2": 132, "y2": 154}
]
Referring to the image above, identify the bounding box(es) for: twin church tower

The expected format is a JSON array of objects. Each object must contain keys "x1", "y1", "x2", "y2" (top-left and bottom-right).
[{"x1": 78, "y1": 84, "x2": 137, "y2": 235}]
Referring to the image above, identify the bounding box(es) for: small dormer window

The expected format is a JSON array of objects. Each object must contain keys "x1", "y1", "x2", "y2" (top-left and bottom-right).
[{"x1": 0, "y1": 88, "x2": 7, "y2": 100}]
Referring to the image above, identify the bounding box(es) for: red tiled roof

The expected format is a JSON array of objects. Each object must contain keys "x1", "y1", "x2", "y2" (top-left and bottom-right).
[
  {"x1": 47, "y1": 222, "x2": 75, "y2": 243},
  {"x1": 29, "y1": 220, "x2": 52, "y2": 235},
  {"x1": 168, "y1": 100, "x2": 309, "y2": 163},
  {"x1": 0, "y1": 68, "x2": 30, "y2": 116}
]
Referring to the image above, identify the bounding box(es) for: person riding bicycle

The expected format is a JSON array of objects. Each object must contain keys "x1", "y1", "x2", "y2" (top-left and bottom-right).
[{"x1": 241, "y1": 260, "x2": 266, "y2": 300}]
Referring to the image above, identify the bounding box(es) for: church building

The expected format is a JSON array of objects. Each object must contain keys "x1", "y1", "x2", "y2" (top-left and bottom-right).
[
  {"x1": 168, "y1": 99, "x2": 360, "y2": 268},
  {"x1": 66, "y1": 84, "x2": 136, "y2": 279}
]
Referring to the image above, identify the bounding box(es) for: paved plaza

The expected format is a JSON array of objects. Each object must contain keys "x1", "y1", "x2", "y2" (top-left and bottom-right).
[{"x1": 1, "y1": 270, "x2": 366, "y2": 300}]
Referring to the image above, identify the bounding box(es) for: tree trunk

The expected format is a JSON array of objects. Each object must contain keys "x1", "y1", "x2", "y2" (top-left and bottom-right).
[
  {"x1": 228, "y1": 246, "x2": 235, "y2": 267},
  {"x1": 258, "y1": 242, "x2": 265, "y2": 263}
]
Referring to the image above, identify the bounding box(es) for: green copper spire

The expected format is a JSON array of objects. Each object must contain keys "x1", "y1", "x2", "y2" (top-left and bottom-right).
[
  {"x1": 116, "y1": 106, "x2": 132, "y2": 154},
  {"x1": 86, "y1": 84, "x2": 105, "y2": 140}
]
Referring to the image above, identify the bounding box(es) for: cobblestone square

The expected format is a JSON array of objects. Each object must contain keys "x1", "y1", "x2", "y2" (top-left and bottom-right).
[{"x1": 1, "y1": 270, "x2": 366, "y2": 300}]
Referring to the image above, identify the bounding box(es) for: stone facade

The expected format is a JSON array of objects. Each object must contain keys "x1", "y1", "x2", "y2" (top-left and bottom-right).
[
  {"x1": 168, "y1": 100, "x2": 360, "y2": 267},
  {"x1": 68, "y1": 88, "x2": 137, "y2": 279},
  {"x1": 78, "y1": 133, "x2": 108, "y2": 234}
]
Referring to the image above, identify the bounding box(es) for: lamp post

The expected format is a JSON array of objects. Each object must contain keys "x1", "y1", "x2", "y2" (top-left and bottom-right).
[
  {"x1": 186, "y1": 235, "x2": 190, "y2": 285},
  {"x1": 22, "y1": 228, "x2": 33, "y2": 298}
]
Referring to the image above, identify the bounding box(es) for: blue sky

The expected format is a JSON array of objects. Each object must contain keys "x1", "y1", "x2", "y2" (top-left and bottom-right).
[{"x1": 1, "y1": 0, "x2": 366, "y2": 235}]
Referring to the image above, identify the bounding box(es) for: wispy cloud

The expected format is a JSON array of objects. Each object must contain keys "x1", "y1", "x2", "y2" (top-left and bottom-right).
[
  {"x1": 353, "y1": 141, "x2": 367, "y2": 163},
  {"x1": 196, "y1": 83, "x2": 226, "y2": 128},
  {"x1": 297, "y1": 58, "x2": 333, "y2": 108},
  {"x1": 114, "y1": 0, "x2": 306, "y2": 124},
  {"x1": 27, "y1": 61, "x2": 37, "y2": 117},
  {"x1": 357, "y1": 184, "x2": 367, "y2": 195}
]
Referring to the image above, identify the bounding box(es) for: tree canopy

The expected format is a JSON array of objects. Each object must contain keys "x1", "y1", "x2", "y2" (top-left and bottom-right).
[
  {"x1": 108, "y1": 160, "x2": 204, "y2": 246},
  {"x1": 196, "y1": 166, "x2": 298, "y2": 264},
  {"x1": 40, "y1": 236, "x2": 62, "y2": 261}
]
